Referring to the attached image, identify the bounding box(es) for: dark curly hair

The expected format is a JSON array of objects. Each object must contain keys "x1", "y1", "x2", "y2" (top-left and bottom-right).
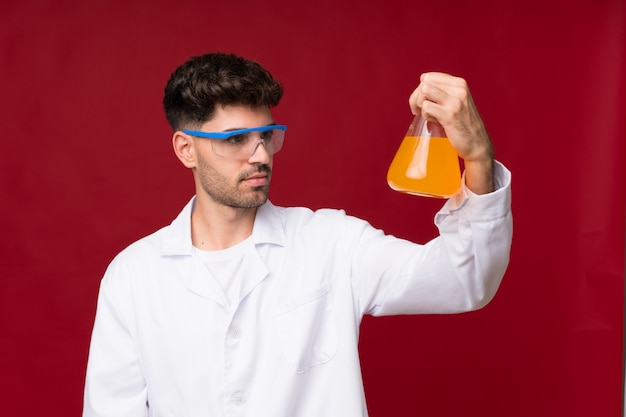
[{"x1": 163, "y1": 53, "x2": 284, "y2": 131}]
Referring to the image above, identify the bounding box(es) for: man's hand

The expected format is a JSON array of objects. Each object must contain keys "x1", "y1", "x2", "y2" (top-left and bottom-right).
[{"x1": 409, "y1": 72, "x2": 495, "y2": 194}]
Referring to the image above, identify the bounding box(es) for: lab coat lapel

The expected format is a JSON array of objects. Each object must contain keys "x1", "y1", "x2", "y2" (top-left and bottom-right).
[
  {"x1": 239, "y1": 247, "x2": 270, "y2": 301},
  {"x1": 238, "y1": 201, "x2": 285, "y2": 299},
  {"x1": 187, "y1": 255, "x2": 228, "y2": 307}
]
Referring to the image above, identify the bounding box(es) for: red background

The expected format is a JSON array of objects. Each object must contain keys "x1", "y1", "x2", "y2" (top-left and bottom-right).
[{"x1": 1, "y1": 0, "x2": 625, "y2": 416}]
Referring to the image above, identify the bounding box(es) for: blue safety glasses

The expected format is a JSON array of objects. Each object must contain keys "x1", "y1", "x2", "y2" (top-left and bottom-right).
[{"x1": 183, "y1": 125, "x2": 287, "y2": 160}]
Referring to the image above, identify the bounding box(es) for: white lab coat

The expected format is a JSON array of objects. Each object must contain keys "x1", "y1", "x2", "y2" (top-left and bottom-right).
[{"x1": 83, "y1": 162, "x2": 512, "y2": 417}]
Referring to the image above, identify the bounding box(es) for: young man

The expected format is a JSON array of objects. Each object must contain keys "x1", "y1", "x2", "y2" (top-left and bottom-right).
[{"x1": 83, "y1": 53, "x2": 512, "y2": 417}]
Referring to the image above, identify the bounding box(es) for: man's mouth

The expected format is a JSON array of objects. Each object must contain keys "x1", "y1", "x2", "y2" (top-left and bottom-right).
[
  {"x1": 243, "y1": 173, "x2": 268, "y2": 186},
  {"x1": 240, "y1": 167, "x2": 271, "y2": 187}
]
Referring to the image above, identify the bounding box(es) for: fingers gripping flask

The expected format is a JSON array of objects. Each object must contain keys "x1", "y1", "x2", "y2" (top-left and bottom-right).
[{"x1": 387, "y1": 113, "x2": 461, "y2": 198}]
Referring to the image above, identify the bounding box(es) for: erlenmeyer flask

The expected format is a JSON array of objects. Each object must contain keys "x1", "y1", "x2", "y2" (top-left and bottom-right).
[{"x1": 387, "y1": 113, "x2": 461, "y2": 198}]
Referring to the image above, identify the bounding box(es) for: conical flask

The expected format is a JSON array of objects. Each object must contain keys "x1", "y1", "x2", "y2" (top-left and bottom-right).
[{"x1": 387, "y1": 113, "x2": 461, "y2": 198}]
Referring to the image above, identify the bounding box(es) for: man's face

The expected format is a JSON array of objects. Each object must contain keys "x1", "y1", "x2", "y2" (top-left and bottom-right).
[{"x1": 191, "y1": 105, "x2": 275, "y2": 209}]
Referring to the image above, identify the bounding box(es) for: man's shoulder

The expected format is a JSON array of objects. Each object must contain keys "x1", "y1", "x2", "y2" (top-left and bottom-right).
[
  {"x1": 109, "y1": 225, "x2": 171, "y2": 266},
  {"x1": 269, "y1": 202, "x2": 346, "y2": 221},
  {"x1": 267, "y1": 202, "x2": 368, "y2": 233}
]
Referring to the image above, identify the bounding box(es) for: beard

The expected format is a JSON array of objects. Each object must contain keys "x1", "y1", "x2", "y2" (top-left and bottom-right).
[{"x1": 196, "y1": 155, "x2": 272, "y2": 209}]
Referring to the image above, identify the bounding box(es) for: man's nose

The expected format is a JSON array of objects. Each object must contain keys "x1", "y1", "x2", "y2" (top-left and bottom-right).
[{"x1": 248, "y1": 139, "x2": 271, "y2": 163}]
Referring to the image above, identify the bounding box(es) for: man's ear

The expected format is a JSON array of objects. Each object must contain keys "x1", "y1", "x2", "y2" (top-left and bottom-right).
[{"x1": 172, "y1": 131, "x2": 195, "y2": 168}]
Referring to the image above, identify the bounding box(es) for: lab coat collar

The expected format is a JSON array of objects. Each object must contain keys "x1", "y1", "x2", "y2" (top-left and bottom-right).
[
  {"x1": 187, "y1": 244, "x2": 271, "y2": 307},
  {"x1": 160, "y1": 196, "x2": 286, "y2": 256}
]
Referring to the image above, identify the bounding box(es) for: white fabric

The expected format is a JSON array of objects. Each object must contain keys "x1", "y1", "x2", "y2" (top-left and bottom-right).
[
  {"x1": 193, "y1": 239, "x2": 251, "y2": 312},
  {"x1": 83, "y1": 162, "x2": 513, "y2": 417}
]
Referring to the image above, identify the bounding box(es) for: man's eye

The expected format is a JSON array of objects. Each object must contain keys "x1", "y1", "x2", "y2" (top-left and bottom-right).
[
  {"x1": 225, "y1": 133, "x2": 249, "y2": 145},
  {"x1": 260, "y1": 130, "x2": 274, "y2": 141}
]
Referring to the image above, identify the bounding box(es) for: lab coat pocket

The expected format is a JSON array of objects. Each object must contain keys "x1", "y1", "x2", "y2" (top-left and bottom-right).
[{"x1": 274, "y1": 283, "x2": 338, "y2": 373}]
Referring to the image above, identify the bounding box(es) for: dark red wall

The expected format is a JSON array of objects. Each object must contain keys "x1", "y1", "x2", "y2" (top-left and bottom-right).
[{"x1": 1, "y1": 0, "x2": 624, "y2": 416}]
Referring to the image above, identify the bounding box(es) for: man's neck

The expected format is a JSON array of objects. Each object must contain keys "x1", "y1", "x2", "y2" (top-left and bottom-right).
[{"x1": 191, "y1": 198, "x2": 258, "y2": 251}]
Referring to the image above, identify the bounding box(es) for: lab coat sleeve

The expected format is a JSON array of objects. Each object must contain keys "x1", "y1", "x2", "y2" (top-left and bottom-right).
[
  {"x1": 83, "y1": 258, "x2": 148, "y2": 417},
  {"x1": 355, "y1": 161, "x2": 512, "y2": 316}
]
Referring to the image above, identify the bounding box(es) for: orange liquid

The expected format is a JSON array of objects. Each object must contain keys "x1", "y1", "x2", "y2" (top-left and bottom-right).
[{"x1": 387, "y1": 136, "x2": 461, "y2": 198}]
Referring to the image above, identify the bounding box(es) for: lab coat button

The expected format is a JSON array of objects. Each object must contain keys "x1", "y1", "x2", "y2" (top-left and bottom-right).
[
  {"x1": 232, "y1": 391, "x2": 247, "y2": 405},
  {"x1": 229, "y1": 326, "x2": 241, "y2": 338}
]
